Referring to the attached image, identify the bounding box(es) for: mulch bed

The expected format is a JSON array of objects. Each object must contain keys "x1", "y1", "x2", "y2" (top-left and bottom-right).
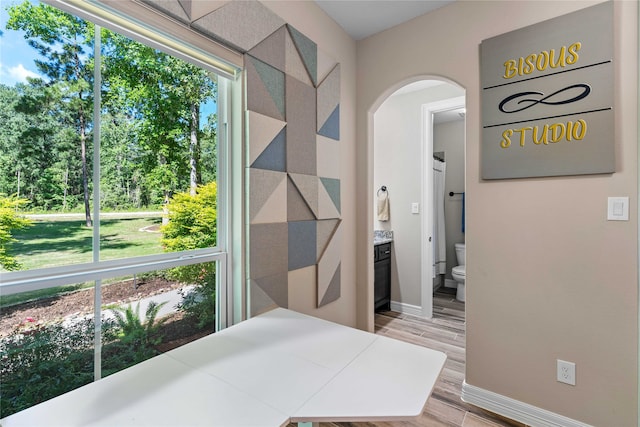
[{"x1": 0, "y1": 277, "x2": 198, "y2": 340}]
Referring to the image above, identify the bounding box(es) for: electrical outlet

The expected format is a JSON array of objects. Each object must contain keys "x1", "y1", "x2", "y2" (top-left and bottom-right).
[{"x1": 557, "y1": 359, "x2": 576, "y2": 386}]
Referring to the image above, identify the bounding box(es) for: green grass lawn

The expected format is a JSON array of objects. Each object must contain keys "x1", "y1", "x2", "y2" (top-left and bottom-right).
[
  {"x1": 1, "y1": 216, "x2": 165, "y2": 308},
  {"x1": 10, "y1": 217, "x2": 164, "y2": 271}
]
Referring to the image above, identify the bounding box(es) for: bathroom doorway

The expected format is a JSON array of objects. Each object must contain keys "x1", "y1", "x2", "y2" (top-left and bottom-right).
[
  {"x1": 373, "y1": 79, "x2": 464, "y2": 319},
  {"x1": 428, "y1": 99, "x2": 466, "y2": 314}
]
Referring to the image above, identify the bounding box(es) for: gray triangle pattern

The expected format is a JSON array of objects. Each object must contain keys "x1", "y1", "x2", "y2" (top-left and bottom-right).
[{"x1": 319, "y1": 263, "x2": 340, "y2": 307}]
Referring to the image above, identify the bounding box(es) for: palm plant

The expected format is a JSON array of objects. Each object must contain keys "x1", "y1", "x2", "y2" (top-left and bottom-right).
[{"x1": 111, "y1": 301, "x2": 168, "y2": 349}]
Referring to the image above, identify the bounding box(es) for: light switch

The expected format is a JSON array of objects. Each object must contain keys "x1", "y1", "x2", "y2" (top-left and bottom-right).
[
  {"x1": 411, "y1": 203, "x2": 420, "y2": 214},
  {"x1": 613, "y1": 201, "x2": 624, "y2": 216},
  {"x1": 607, "y1": 197, "x2": 629, "y2": 221}
]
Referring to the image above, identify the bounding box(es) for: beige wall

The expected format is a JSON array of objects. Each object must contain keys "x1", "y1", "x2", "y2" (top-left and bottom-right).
[
  {"x1": 262, "y1": 1, "x2": 358, "y2": 327},
  {"x1": 356, "y1": 1, "x2": 638, "y2": 426}
]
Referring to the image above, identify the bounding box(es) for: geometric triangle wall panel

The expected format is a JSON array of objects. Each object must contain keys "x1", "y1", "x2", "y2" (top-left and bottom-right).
[
  {"x1": 317, "y1": 185, "x2": 339, "y2": 220},
  {"x1": 188, "y1": 1, "x2": 229, "y2": 22},
  {"x1": 248, "y1": 26, "x2": 286, "y2": 72},
  {"x1": 250, "y1": 223, "x2": 288, "y2": 280},
  {"x1": 250, "y1": 279, "x2": 278, "y2": 317},
  {"x1": 289, "y1": 173, "x2": 319, "y2": 218},
  {"x1": 317, "y1": 47, "x2": 338, "y2": 85},
  {"x1": 317, "y1": 178, "x2": 340, "y2": 219},
  {"x1": 247, "y1": 56, "x2": 285, "y2": 121},
  {"x1": 142, "y1": 0, "x2": 190, "y2": 22},
  {"x1": 288, "y1": 220, "x2": 317, "y2": 271},
  {"x1": 248, "y1": 110, "x2": 286, "y2": 167},
  {"x1": 142, "y1": 0, "x2": 343, "y2": 311},
  {"x1": 316, "y1": 135, "x2": 340, "y2": 179},
  {"x1": 285, "y1": 28, "x2": 313, "y2": 87},
  {"x1": 319, "y1": 263, "x2": 340, "y2": 307},
  {"x1": 250, "y1": 169, "x2": 287, "y2": 224},
  {"x1": 318, "y1": 104, "x2": 340, "y2": 141},
  {"x1": 287, "y1": 25, "x2": 317, "y2": 87},
  {"x1": 285, "y1": 75, "x2": 317, "y2": 175},
  {"x1": 253, "y1": 272, "x2": 288, "y2": 309},
  {"x1": 239, "y1": 2, "x2": 340, "y2": 310},
  {"x1": 177, "y1": 0, "x2": 192, "y2": 19},
  {"x1": 288, "y1": 265, "x2": 316, "y2": 309},
  {"x1": 320, "y1": 177, "x2": 340, "y2": 214},
  {"x1": 317, "y1": 64, "x2": 340, "y2": 137},
  {"x1": 177, "y1": 0, "x2": 230, "y2": 22},
  {"x1": 317, "y1": 223, "x2": 341, "y2": 308},
  {"x1": 192, "y1": 1, "x2": 285, "y2": 52},
  {"x1": 316, "y1": 219, "x2": 340, "y2": 262},
  {"x1": 287, "y1": 177, "x2": 316, "y2": 221},
  {"x1": 251, "y1": 128, "x2": 286, "y2": 172}
]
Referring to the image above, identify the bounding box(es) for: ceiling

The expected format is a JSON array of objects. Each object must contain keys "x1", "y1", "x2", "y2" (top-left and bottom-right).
[
  {"x1": 314, "y1": 0, "x2": 455, "y2": 41},
  {"x1": 313, "y1": 0, "x2": 463, "y2": 123}
]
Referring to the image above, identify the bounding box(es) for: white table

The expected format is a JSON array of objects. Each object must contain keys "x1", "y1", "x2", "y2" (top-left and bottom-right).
[{"x1": 1, "y1": 308, "x2": 446, "y2": 426}]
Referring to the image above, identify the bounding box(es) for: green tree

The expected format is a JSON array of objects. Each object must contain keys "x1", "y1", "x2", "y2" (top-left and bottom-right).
[
  {"x1": 12, "y1": 83, "x2": 76, "y2": 211},
  {"x1": 100, "y1": 107, "x2": 142, "y2": 210},
  {"x1": 199, "y1": 111, "x2": 219, "y2": 185},
  {"x1": 0, "y1": 195, "x2": 33, "y2": 271},
  {"x1": 103, "y1": 33, "x2": 217, "y2": 203},
  {"x1": 4, "y1": 2, "x2": 218, "y2": 216},
  {"x1": 0, "y1": 85, "x2": 26, "y2": 198},
  {"x1": 7, "y1": 2, "x2": 95, "y2": 225}
]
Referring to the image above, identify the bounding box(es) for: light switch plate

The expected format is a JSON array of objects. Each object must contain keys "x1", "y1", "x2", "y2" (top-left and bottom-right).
[
  {"x1": 411, "y1": 203, "x2": 420, "y2": 214},
  {"x1": 607, "y1": 197, "x2": 629, "y2": 221}
]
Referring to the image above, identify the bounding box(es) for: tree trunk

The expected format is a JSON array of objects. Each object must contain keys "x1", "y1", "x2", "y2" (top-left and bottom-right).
[
  {"x1": 16, "y1": 169, "x2": 21, "y2": 199},
  {"x1": 162, "y1": 191, "x2": 170, "y2": 226},
  {"x1": 62, "y1": 167, "x2": 68, "y2": 212},
  {"x1": 74, "y1": 44, "x2": 92, "y2": 228},
  {"x1": 189, "y1": 102, "x2": 199, "y2": 196},
  {"x1": 80, "y1": 111, "x2": 92, "y2": 227}
]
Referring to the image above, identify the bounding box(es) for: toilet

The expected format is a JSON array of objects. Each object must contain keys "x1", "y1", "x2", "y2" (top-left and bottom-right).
[{"x1": 452, "y1": 243, "x2": 466, "y2": 302}]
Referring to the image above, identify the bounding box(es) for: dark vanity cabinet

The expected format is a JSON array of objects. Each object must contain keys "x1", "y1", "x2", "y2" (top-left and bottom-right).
[{"x1": 374, "y1": 242, "x2": 391, "y2": 312}]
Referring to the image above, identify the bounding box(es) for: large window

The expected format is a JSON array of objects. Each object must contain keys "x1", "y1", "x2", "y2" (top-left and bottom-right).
[{"x1": 0, "y1": 0, "x2": 235, "y2": 418}]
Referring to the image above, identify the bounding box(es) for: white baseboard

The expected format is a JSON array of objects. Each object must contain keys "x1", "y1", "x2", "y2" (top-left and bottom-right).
[
  {"x1": 461, "y1": 382, "x2": 592, "y2": 427},
  {"x1": 389, "y1": 301, "x2": 423, "y2": 317},
  {"x1": 444, "y1": 278, "x2": 457, "y2": 289}
]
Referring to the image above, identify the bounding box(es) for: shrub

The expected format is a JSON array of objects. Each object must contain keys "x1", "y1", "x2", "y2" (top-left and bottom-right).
[
  {"x1": 111, "y1": 301, "x2": 167, "y2": 349},
  {"x1": 0, "y1": 318, "x2": 98, "y2": 417},
  {"x1": 0, "y1": 305, "x2": 171, "y2": 418},
  {"x1": 0, "y1": 194, "x2": 33, "y2": 271},
  {"x1": 161, "y1": 182, "x2": 216, "y2": 329},
  {"x1": 176, "y1": 264, "x2": 216, "y2": 329},
  {"x1": 161, "y1": 182, "x2": 217, "y2": 253}
]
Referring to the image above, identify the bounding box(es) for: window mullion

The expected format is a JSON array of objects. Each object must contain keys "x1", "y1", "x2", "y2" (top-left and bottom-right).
[{"x1": 93, "y1": 23, "x2": 102, "y2": 382}]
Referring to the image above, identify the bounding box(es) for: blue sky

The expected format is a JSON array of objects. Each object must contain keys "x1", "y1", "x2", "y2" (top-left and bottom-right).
[
  {"x1": 0, "y1": 0, "x2": 43, "y2": 86},
  {"x1": 1, "y1": 0, "x2": 216, "y2": 120}
]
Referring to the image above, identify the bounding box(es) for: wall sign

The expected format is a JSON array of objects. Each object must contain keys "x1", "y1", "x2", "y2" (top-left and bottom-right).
[{"x1": 480, "y1": 1, "x2": 614, "y2": 180}]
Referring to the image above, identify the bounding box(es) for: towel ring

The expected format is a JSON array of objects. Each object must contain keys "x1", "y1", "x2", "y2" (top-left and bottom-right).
[{"x1": 377, "y1": 186, "x2": 387, "y2": 197}]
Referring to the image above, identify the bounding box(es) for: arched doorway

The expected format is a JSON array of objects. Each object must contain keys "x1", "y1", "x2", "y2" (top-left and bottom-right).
[{"x1": 371, "y1": 78, "x2": 465, "y2": 319}]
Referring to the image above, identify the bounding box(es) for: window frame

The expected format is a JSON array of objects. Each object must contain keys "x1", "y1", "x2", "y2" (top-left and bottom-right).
[{"x1": 0, "y1": 0, "x2": 240, "y2": 328}]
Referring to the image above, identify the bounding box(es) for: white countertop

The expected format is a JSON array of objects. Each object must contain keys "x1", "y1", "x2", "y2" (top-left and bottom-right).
[
  {"x1": 374, "y1": 237, "x2": 393, "y2": 245},
  {"x1": 1, "y1": 308, "x2": 446, "y2": 426}
]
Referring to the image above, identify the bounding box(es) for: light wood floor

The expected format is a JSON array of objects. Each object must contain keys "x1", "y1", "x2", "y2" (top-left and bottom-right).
[{"x1": 300, "y1": 288, "x2": 526, "y2": 427}]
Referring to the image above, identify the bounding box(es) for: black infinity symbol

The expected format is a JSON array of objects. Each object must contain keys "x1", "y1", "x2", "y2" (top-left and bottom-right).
[{"x1": 498, "y1": 84, "x2": 591, "y2": 113}]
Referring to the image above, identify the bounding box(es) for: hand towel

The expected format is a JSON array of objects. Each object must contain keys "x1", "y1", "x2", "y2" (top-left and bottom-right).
[{"x1": 377, "y1": 191, "x2": 389, "y2": 221}]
